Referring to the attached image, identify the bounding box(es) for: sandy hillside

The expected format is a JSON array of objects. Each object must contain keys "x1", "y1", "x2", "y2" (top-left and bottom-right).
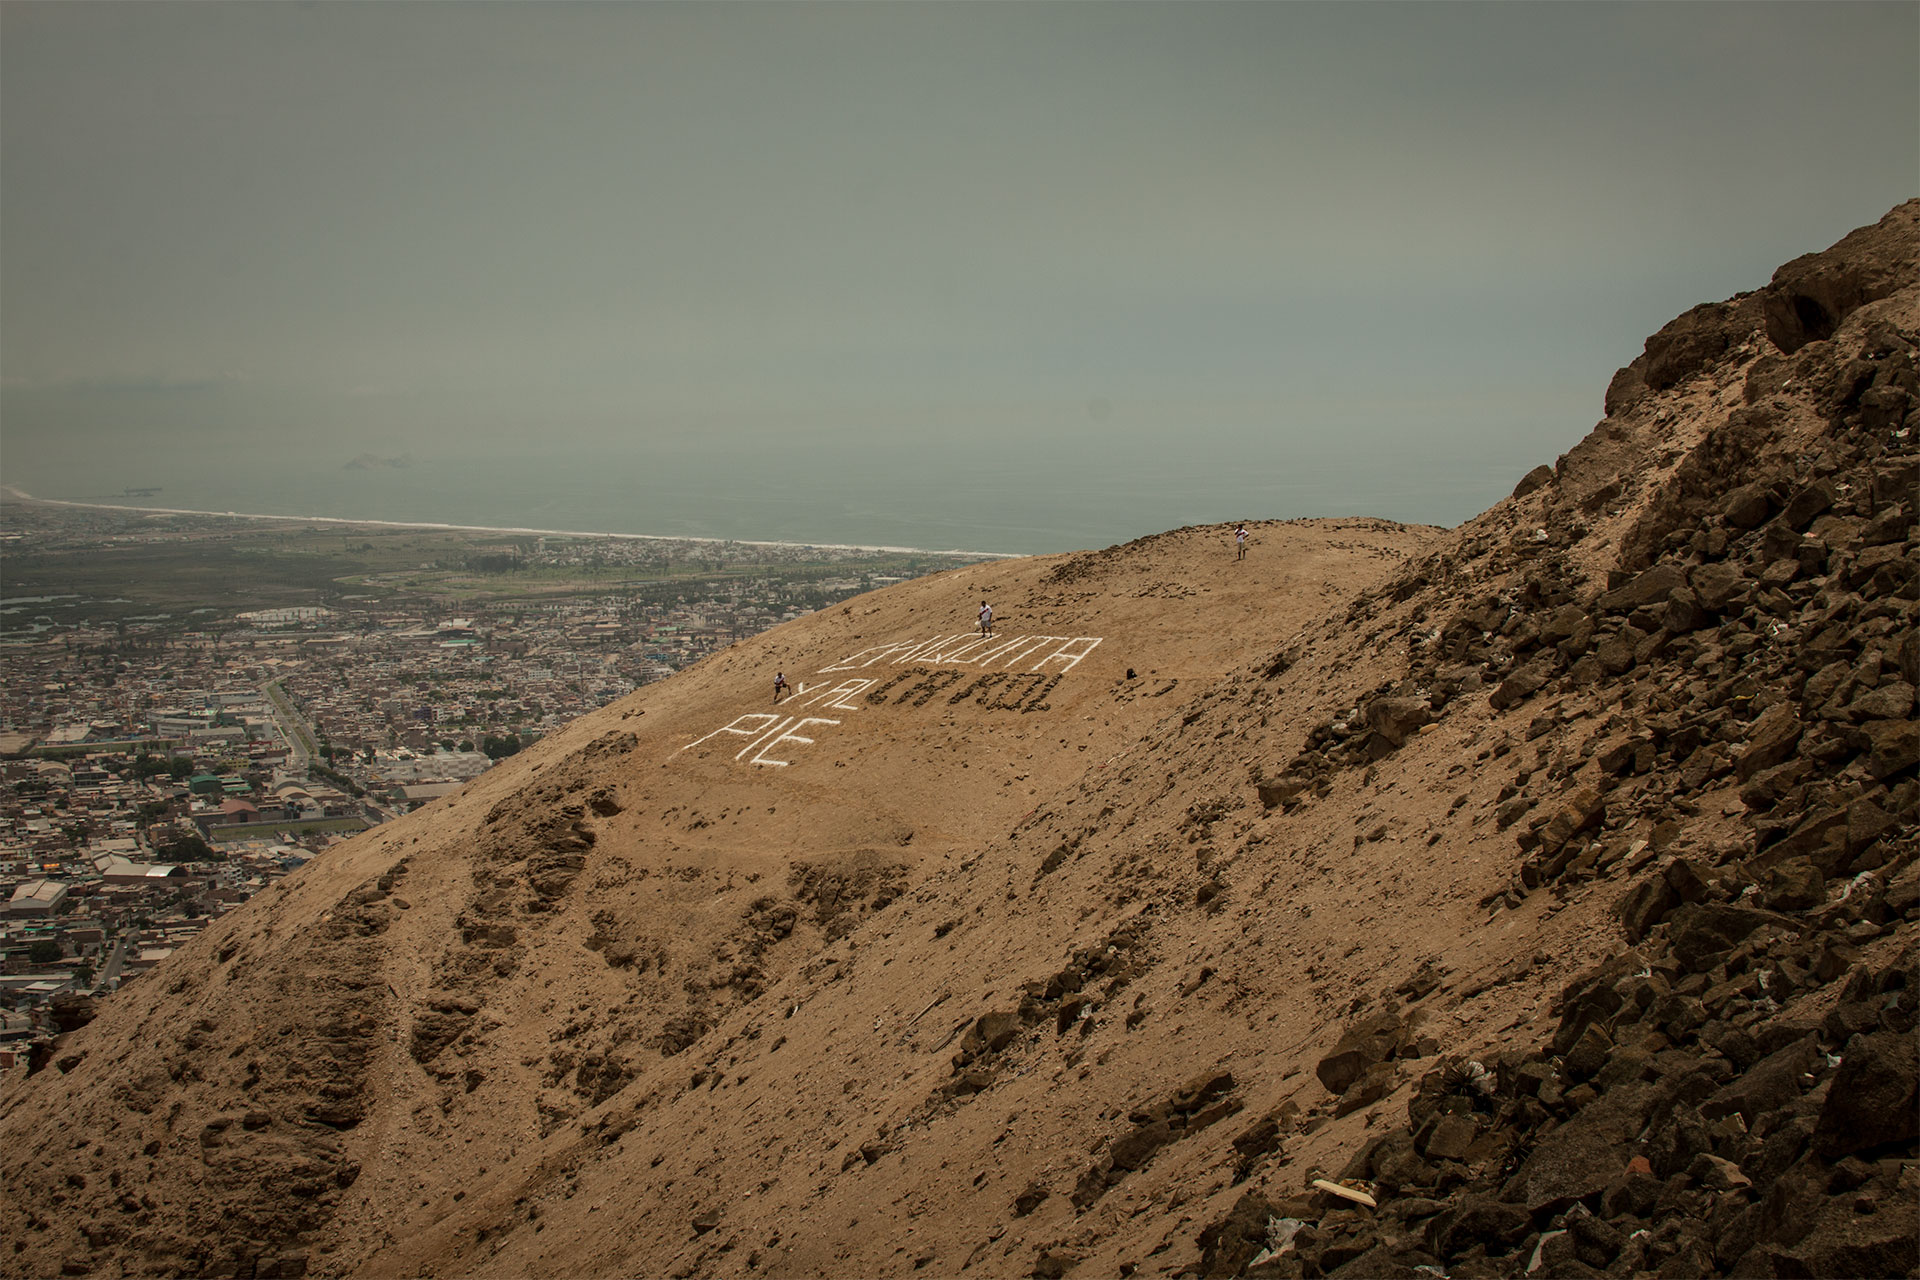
[{"x1": 1, "y1": 202, "x2": 1914, "y2": 1280}]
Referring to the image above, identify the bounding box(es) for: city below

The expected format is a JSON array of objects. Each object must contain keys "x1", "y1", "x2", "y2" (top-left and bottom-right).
[{"x1": 0, "y1": 495, "x2": 989, "y2": 1066}]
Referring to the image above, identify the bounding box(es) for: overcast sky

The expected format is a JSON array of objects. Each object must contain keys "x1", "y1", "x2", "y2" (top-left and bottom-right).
[{"x1": 3, "y1": 2, "x2": 1915, "y2": 539}]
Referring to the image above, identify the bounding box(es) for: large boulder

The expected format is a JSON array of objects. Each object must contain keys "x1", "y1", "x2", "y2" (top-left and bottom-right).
[
  {"x1": 1195, "y1": 1192, "x2": 1278, "y2": 1279},
  {"x1": 1505, "y1": 1083, "x2": 1658, "y2": 1213},
  {"x1": 1639, "y1": 296, "x2": 1761, "y2": 391},
  {"x1": 1615, "y1": 873, "x2": 1678, "y2": 944},
  {"x1": 1786, "y1": 1209, "x2": 1920, "y2": 1280},
  {"x1": 1489, "y1": 662, "x2": 1553, "y2": 711},
  {"x1": 1752, "y1": 806, "x2": 1849, "y2": 877},
  {"x1": 1364, "y1": 697, "x2": 1432, "y2": 749},
  {"x1": 47, "y1": 993, "x2": 97, "y2": 1035},
  {"x1": 1667, "y1": 904, "x2": 1786, "y2": 972},
  {"x1": 1845, "y1": 718, "x2": 1918, "y2": 779},
  {"x1": 1316, "y1": 1010, "x2": 1406, "y2": 1097},
  {"x1": 1662, "y1": 587, "x2": 1713, "y2": 633},
  {"x1": 1813, "y1": 1032, "x2": 1919, "y2": 1159},
  {"x1": 1760, "y1": 860, "x2": 1826, "y2": 912},
  {"x1": 1847, "y1": 797, "x2": 1901, "y2": 853},
  {"x1": 1689, "y1": 561, "x2": 1749, "y2": 613},
  {"x1": 1846, "y1": 681, "x2": 1915, "y2": 722},
  {"x1": 1334, "y1": 1060, "x2": 1401, "y2": 1118},
  {"x1": 1721, "y1": 483, "x2": 1776, "y2": 530},
  {"x1": 1762, "y1": 204, "x2": 1920, "y2": 353},
  {"x1": 1779, "y1": 480, "x2": 1837, "y2": 531},
  {"x1": 952, "y1": 1009, "x2": 1021, "y2": 1069},
  {"x1": 1736, "y1": 704, "x2": 1804, "y2": 781},
  {"x1": 1107, "y1": 1121, "x2": 1174, "y2": 1172},
  {"x1": 1536, "y1": 784, "x2": 1606, "y2": 854},
  {"x1": 1512, "y1": 464, "x2": 1556, "y2": 498},
  {"x1": 1255, "y1": 775, "x2": 1313, "y2": 810},
  {"x1": 1701, "y1": 1035, "x2": 1822, "y2": 1128},
  {"x1": 1536, "y1": 605, "x2": 1590, "y2": 647},
  {"x1": 1430, "y1": 1194, "x2": 1530, "y2": 1257},
  {"x1": 1603, "y1": 366, "x2": 1649, "y2": 417},
  {"x1": 1599, "y1": 564, "x2": 1688, "y2": 614}
]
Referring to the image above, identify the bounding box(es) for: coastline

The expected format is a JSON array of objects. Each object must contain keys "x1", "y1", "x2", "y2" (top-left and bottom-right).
[{"x1": 0, "y1": 485, "x2": 1018, "y2": 561}]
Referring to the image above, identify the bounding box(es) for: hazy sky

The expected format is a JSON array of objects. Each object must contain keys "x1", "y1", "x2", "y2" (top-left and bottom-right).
[{"x1": 2, "y1": 2, "x2": 1916, "y2": 544}]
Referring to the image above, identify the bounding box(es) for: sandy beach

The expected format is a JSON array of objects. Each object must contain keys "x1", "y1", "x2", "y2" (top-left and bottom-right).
[{"x1": 0, "y1": 485, "x2": 1015, "y2": 561}]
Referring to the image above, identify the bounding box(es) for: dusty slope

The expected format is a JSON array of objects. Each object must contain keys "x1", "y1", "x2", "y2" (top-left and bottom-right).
[
  {"x1": 0, "y1": 519, "x2": 1436, "y2": 1277},
  {"x1": 1, "y1": 201, "x2": 1914, "y2": 1280}
]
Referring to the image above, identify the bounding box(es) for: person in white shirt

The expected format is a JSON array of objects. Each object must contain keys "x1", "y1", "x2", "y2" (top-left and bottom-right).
[{"x1": 978, "y1": 601, "x2": 994, "y2": 637}]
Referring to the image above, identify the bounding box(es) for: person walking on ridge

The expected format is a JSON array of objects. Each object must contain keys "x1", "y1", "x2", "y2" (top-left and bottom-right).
[
  {"x1": 1234, "y1": 524, "x2": 1249, "y2": 561},
  {"x1": 978, "y1": 600, "x2": 994, "y2": 638}
]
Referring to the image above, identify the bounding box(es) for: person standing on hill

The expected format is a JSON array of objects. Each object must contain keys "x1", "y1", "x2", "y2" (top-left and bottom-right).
[
  {"x1": 773, "y1": 672, "x2": 789, "y2": 703},
  {"x1": 1234, "y1": 524, "x2": 1249, "y2": 561},
  {"x1": 978, "y1": 600, "x2": 994, "y2": 637}
]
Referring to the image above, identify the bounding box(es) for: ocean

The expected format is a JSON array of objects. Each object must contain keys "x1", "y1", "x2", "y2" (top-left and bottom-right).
[{"x1": 2, "y1": 431, "x2": 1496, "y2": 556}]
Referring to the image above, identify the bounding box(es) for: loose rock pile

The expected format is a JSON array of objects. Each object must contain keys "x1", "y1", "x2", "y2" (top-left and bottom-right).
[
  {"x1": 1191, "y1": 205, "x2": 1918, "y2": 1280},
  {"x1": 1195, "y1": 917, "x2": 1916, "y2": 1279}
]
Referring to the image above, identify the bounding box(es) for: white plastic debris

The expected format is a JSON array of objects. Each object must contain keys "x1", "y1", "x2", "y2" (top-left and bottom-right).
[
  {"x1": 1840, "y1": 871, "x2": 1878, "y2": 901},
  {"x1": 1460, "y1": 1059, "x2": 1496, "y2": 1097},
  {"x1": 1527, "y1": 1230, "x2": 1568, "y2": 1275},
  {"x1": 1248, "y1": 1217, "x2": 1306, "y2": 1266}
]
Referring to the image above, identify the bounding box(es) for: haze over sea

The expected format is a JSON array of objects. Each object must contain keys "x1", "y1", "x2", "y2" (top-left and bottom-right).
[
  {"x1": 5, "y1": 427, "x2": 1503, "y2": 557},
  {"x1": 5, "y1": 5, "x2": 1912, "y2": 560}
]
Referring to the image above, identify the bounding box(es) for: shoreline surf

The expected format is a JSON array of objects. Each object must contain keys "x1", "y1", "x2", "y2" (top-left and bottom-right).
[{"x1": 0, "y1": 486, "x2": 1018, "y2": 561}]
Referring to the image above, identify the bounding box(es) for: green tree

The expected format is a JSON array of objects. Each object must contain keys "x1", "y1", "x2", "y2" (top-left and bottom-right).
[
  {"x1": 28, "y1": 940, "x2": 62, "y2": 964},
  {"x1": 157, "y1": 832, "x2": 214, "y2": 862}
]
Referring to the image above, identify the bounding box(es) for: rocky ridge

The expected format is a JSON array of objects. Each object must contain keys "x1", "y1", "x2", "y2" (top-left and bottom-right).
[
  {"x1": 1184, "y1": 200, "x2": 1920, "y2": 1278},
  {"x1": 0, "y1": 202, "x2": 1912, "y2": 1280}
]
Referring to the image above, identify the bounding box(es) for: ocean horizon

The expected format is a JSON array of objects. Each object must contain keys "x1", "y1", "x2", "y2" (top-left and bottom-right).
[
  {"x1": 1, "y1": 486, "x2": 1011, "y2": 560},
  {"x1": 0, "y1": 432, "x2": 1496, "y2": 558}
]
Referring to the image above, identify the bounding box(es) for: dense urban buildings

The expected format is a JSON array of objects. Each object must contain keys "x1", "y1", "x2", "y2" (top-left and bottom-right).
[{"x1": 0, "y1": 499, "x2": 982, "y2": 1064}]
